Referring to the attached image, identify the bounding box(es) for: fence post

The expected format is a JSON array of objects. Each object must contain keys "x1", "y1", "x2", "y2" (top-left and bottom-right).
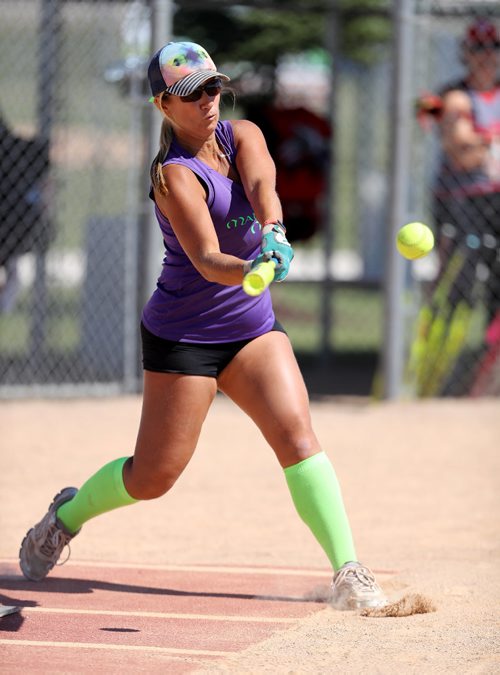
[
  {"x1": 30, "y1": 0, "x2": 62, "y2": 368},
  {"x1": 139, "y1": 0, "x2": 174, "y2": 318},
  {"x1": 382, "y1": 0, "x2": 415, "y2": 399},
  {"x1": 320, "y1": 6, "x2": 340, "y2": 359}
]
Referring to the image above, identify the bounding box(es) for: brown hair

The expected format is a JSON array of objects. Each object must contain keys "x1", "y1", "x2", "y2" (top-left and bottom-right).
[{"x1": 150, "y1": 91, "x2": 173, "y2": 196}]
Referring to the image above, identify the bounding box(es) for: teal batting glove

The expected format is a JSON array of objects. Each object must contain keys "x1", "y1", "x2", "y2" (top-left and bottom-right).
[{"x1": 259, "y1": 221, "x2": 294, "y2": 282}]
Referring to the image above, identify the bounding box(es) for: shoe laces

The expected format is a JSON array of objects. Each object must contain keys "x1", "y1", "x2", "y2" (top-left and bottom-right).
[
  {"x1": 336, "y1": 565, "x2": 377, "y2": 591},
  {"x1": 38, "y1": 522, "x2": 72, "y2": 565}
]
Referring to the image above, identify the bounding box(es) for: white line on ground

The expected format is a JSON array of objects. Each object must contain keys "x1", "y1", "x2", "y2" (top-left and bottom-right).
[
  {"x1": 0, "y1": 558, "x2": 333, "y2": 577},
  {"x1": 0, "y1": 558, "x2": 397, "y2": 576},
  {"x1": 0, "y1": 639, "x2": 230, "y2": 656},
  {"x1": 23, "y1": 606, "x2": 298, "y2": 623}
]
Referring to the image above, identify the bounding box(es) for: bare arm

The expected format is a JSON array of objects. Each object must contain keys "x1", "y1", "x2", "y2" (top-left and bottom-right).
[
  {"x1": 440, "y1": 89, "x2": 489, "y2": 171},
  {"x1": 154, "y1": 164, "x2": 249, "y2": 285},
  {"x1": 231, "y1": 119, "x2": 283, "y2": 225}
]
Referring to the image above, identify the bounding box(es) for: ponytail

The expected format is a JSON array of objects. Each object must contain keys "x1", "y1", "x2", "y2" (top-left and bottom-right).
[{"x1": 150, "y1": 95, "x2": 173, "y2": 195}]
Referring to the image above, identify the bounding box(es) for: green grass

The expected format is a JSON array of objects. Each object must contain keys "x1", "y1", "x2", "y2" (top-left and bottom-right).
[
  {"x1": 0, "y1": 288, "x2": 81, "y2": 355},
  {"x1": 45, "y1": 315, "x2": 81, "y2": 352},
  {"x1": 0, "y1": 312, "x2": 30, "y2": 355},
  {"x1": 0, "y1": 313, "x2": 81, "y2": 354},
  {"x1": 271, "y1": 283, "x2": 382, "y2": 352},
  {"x1": 53, "y1": 168, "x2": 130, "y2": 249}
]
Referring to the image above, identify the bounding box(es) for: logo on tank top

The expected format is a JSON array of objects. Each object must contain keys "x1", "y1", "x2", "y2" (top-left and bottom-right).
[{"x1": 225, "y1": 213, "x2": 261, "y2": 234}]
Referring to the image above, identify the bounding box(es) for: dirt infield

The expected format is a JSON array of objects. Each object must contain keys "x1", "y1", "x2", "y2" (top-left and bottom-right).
[{"x1": 1, "y1": 395, "x2": 499, "y2": 673}]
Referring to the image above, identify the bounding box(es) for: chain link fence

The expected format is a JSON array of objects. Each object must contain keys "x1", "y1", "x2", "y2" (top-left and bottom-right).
[
  {"x1": 260, "y1": 53, "x2": 391, "y2": 363},
  {"x1": 405, "y1": 3, "x2": 500, "y2": 397},
  {"x1": 0, "y1": 0, "x2": 148, "y2": 396},
  {"x1": 0, "y1": 0, "x2": 394, "y2": 398},
  {"x1": 2, "y1": 1, "x2": 496, "y2": 399}
]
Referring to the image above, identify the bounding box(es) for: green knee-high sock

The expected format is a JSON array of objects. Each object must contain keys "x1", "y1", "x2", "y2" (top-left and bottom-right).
[
  {"x1": 284, "y1": 451, "x2": 357, "y2": 571},
  {"x1": 56, "y1": 457, "x2": 138, "y2": 534}
]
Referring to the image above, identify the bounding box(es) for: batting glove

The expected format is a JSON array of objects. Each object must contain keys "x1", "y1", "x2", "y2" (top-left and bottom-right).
[{"x1": 256, "y1": 221, "x2": 294, "y2": 282}]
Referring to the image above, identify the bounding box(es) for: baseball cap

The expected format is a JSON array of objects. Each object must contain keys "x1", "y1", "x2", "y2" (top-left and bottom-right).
[
  {"x1": 147, "y1": 41, "x2": 230, "y2": 100},
  {"x1": 463, "y1": 18, "x2": 500, "y2": 49}
]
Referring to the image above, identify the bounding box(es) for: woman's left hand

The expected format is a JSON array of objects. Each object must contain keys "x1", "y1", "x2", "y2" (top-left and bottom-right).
[{"x1": 257, "y1": 222, "x2": 294, "y2": 281}]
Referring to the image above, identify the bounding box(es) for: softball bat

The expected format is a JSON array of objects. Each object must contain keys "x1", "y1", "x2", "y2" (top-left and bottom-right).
[{"x1": 242, "y1": 260, "x2": 276, "y2": 296}]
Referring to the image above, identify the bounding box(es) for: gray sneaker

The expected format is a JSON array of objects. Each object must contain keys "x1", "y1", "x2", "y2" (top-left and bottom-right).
[
  {"x1": 19, "y1": 487, "x2": 80, "y2": 581},
  {"x1": 331, "y1": 562, "x2": 386, "y2": 610}
]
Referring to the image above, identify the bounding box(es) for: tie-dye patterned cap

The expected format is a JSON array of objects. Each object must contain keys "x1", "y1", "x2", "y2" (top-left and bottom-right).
[{"x1": 147, "y1": 41, "x2": 230, "y2": 99}]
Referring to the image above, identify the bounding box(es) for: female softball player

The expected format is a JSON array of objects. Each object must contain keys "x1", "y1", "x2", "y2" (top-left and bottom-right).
[{"x1": 19, "y1": 41, "x2": 385, "y2": 610}]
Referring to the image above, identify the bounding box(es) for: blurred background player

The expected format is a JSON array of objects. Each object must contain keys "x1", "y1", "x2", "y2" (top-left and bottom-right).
[
  {"x1": 415, "y1": 18, "x2": 500, "y2": 393},
  {"x1": 419, "y1": 18, "x2": 500, "y2": 313}
]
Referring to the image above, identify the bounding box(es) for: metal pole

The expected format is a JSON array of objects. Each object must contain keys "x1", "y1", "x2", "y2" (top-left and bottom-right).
[
  {"x1": 31, "y1": 0, "x2": 62, "y2": 368},
  {"x1": 321, "y1": 6, "x2": 339, "y2": 358},
  {"x1": 123, "y1": 57, "x2": 146, "y2": 393},
  {"x1": 382, "y1": 0, "x2": 414, "y2": 399},
  {"x1": 139, "y1": 0, "x2": 174, "y2": 312},
  {"x1": 37, "y1": 0, "x2": 61, "y2": 139}
]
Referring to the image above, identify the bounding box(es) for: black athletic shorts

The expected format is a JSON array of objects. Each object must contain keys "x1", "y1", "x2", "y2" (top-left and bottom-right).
[{"x1": 141, "y1": 320, "x2": 286, "y2": 377}]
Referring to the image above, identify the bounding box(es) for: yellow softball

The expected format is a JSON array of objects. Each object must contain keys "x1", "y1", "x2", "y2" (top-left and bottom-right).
[{"x1": 396, "y1": 222, "x2": 434, "y2": 260}]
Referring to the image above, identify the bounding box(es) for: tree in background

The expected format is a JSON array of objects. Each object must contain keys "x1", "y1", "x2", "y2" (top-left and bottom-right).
[
  {"x1": 174, "y1": 0, "x2": 391, "y2": 69},
  {"x1": 173, "y1": 1, "x2": 391, "y2": 242}
]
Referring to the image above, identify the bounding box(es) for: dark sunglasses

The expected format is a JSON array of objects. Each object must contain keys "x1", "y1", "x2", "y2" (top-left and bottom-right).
[
  {"x1": 467, "y1": 43, "x2": 500, "y2": 53},
  {"x1": 179, "y1": 78, "x2": 223, "y2": 103}
]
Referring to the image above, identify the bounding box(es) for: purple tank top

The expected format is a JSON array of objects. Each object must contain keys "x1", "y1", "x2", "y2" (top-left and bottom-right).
[{"x1": 141, "y1": 120, "x2": 275, "y2": 343}]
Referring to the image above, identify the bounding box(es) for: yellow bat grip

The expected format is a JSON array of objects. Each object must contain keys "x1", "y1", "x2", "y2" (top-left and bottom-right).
[{"x1": 242, "y1": 260, "x2": 276, "y2": 296}]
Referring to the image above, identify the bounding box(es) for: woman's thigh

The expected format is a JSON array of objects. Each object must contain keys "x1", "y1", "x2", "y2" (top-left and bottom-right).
[
  {"x1": 217, "y1": 331, "x2": 321, "y2": 467},
  {"x1": 125, "y1": 370, "x2": 218, "y2": 498}
]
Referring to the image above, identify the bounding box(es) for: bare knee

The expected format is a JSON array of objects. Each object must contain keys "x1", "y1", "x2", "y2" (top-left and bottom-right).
[
  {"x1": 123, "y1": 458, "x2": 184, "y2": 500},
  {"x1": 131, "y1": 473, "x2": 178, "y2": 500},
  {"x1": 275, "y1": 426, "x2": 322, "y2": 468}
]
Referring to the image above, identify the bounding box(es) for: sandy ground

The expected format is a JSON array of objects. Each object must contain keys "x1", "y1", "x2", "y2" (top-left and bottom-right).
[{"x1": 1, "y1": 395, "x2": 499, "y2": 673}]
